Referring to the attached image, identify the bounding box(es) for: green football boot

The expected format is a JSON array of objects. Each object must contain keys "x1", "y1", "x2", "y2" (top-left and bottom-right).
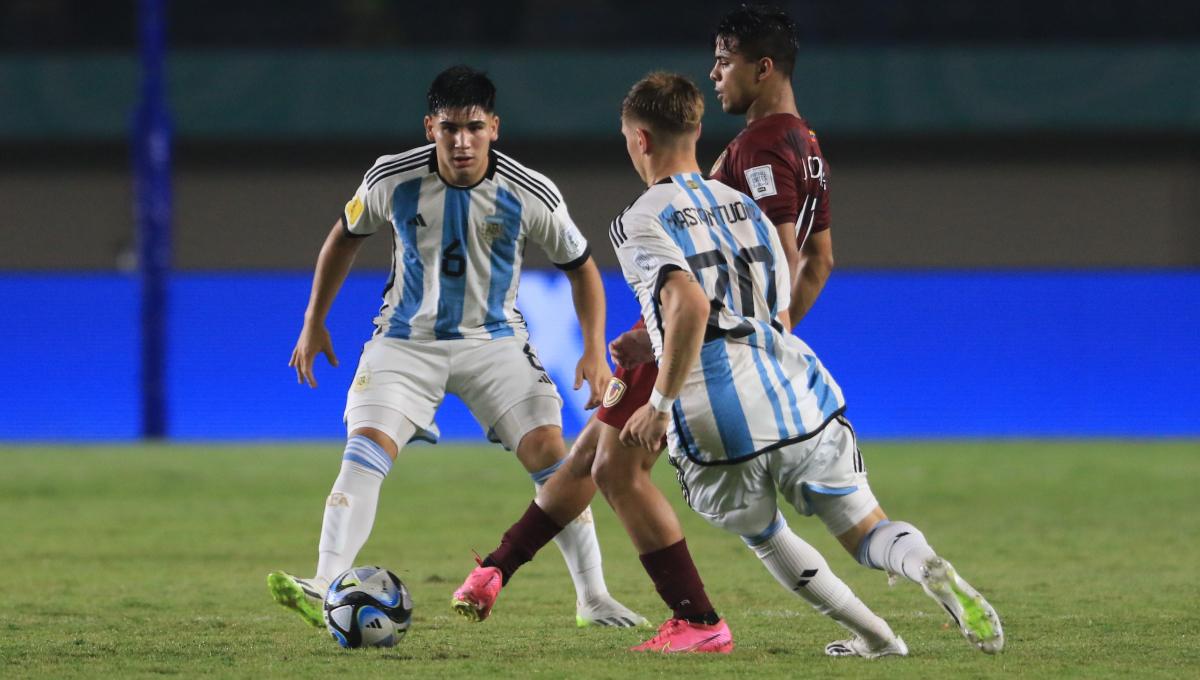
[
  {"x1": 920, "y1": 557, "x2": 1004, "y2": 654},
  {"x1": 267, "y1": 571, "x2": 328, "y2": 629}
]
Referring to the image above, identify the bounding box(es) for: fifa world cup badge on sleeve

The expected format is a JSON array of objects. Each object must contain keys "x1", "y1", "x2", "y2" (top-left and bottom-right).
[
  {"x1": 345, "y1": 196, "x2": 365, "y2": 228},
  {"x1": 565, "y1": 228, "x2": 583, "y2": 252},
  {"x1": 633, "y1": 248, "x2": 659, "y2": 275}
]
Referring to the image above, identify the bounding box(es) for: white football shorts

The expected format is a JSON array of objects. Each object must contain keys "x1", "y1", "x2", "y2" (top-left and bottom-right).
[
  {"x1": 670, "y1": 415, "x2": 879, "y2": 539},
  {"x1": 344, "y1": 335, "x2": 562, "y2": 448}
]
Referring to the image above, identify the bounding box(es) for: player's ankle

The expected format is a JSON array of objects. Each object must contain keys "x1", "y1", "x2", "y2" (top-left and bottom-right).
[{"x1": 680, "y1": 610, "x2": 721, "y2": 626}]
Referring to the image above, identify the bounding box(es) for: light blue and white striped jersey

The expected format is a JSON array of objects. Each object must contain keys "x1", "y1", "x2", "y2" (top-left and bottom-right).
[
  {"x1": 610, "y1": 173, "x2": 846, "y2": 465},
  {"x1": 343, "y1": 145, "x2": 590, "y2": 341}
]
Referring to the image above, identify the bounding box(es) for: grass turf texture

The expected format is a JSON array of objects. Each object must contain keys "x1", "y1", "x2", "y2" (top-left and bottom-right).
[{"x1": 1, "y1": 441, "x2": 1196, "y2": 678}]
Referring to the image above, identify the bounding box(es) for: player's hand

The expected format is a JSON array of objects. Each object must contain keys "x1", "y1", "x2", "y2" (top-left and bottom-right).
[
  {"x1": 289, "y1": 322, "x2": 339, "y2": 388},
  {"x1": 620, "y1": 403, "x2": 670, "y2": 451},
  {"x1": 574, "y1": 350, "x2": 612, "y2": 410},
  {"x1": 608, "y1": 327, "x2": 653, "y2": 369}
]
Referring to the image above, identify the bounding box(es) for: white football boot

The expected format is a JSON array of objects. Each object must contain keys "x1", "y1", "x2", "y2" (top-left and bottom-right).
[
  {"x1": 825, "y1": 634, "x2": 909, "y2": 659},
  {"x1": 575, "y1": 593, "x2": 650, "y2": 628}
]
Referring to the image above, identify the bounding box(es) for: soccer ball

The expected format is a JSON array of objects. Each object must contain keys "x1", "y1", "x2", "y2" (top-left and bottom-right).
[{"x1": 323, "y1": 566, "x2": 413, "y2": 648}]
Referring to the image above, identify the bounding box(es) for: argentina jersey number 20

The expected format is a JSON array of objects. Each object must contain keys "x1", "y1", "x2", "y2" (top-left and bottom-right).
[
  {"x1": 613, "y1": 173, "x2": 847, "y2": 464},
  {"x1": 663, "y1": 174, "x2": 786, "y2": 339}
]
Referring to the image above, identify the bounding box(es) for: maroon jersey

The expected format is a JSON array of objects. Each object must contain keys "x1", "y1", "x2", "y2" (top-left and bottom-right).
[{"x1": 710, "y1": 113, "x2": 830, "y2": 248}]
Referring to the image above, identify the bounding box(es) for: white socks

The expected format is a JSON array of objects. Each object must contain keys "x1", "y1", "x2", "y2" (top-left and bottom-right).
[
  {"x1": 316, "y1": 436, "x2": 393, "y2": 584},
  {"x1": 532, "y1": 459, "x2": 608, "y2": 605},
  {"x1": 858, "y1": 520, "x2": 937, "y2": 584},
  {"x1": 748, "y1": 517, "x2": 896, "y2": 647}
]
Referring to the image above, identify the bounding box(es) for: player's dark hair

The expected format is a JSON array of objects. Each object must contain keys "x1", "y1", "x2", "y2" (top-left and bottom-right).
[
  {"x1": 714, "y1": 4, "x2": 800, "y2": 77},
  {"x1": 427, "y1": 65, "x2": 496, "y2": 114},
  {"x1": 621, "y1": 72, "x2": 704, "y2": 137}
]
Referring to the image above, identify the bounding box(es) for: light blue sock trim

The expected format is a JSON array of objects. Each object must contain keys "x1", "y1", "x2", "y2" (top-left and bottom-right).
[
  {"x1": 343, "y1": 435, "x2": 392, "y2": 478},
  {"x1": 856, "y1": 518, "x2": 892, "y2": 569},
  {"x1": 799, "y1": 482, "x2": 861, "y2": 517},
  {"x1": 804, "y1": 482, "x2": 859, "y2": 496},
  {"x1": 530, "y1": 458, "x2": 565, "y2": 485},
  {"x1": 742, "y1": 511, "x2": 787, "y2": 547}
]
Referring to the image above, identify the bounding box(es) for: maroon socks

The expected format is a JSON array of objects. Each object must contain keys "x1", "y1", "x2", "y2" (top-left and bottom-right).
[
  {"x1": 482, "y1": 501, "x2": 563, "y2": 584},
  {"x1": 639, "y1": 539, "x2": 720, "y2": 625},
  {"x1": 481, "y1": 504, "x2": 719, "y2": 626}
]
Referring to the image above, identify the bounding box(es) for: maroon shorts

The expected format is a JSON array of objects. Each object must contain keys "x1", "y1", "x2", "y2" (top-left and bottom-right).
[{"x1": 596, "y1": 359, "x2": 659, "y2": 429}]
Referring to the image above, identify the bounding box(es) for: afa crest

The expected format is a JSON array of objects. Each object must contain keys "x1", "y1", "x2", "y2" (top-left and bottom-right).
[
  {"x1": 602, "y1": 377, "x2": 627, "y2": 408},
  {"x1": 352, "y1": 363, "x2": 372, "y2": 392},
  {"x1": 481, "y1": 215, "x2": 506, "y2": 242}
]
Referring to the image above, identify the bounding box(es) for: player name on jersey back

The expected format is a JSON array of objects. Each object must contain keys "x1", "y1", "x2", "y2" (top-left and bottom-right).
[{"x1": 661, "y1": 200, "x2": 757, "y2": 231}]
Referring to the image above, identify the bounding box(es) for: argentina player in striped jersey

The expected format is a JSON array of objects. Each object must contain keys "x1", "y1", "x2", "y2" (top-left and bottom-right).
[
  {"x1": 615, "y1": 73, "x2": 1003, "y2": 657},
  {"x1": 268, "y1": 66, "x2": 645, "y2": 631}
]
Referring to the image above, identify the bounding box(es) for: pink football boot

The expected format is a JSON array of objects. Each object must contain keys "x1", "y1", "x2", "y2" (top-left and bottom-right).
[
  {"x1": 631, "y1": 618, "x2": 734, "y2": 654},
  {"x1": 452, "y1": 563, "x2": 503, "y2": 622}
]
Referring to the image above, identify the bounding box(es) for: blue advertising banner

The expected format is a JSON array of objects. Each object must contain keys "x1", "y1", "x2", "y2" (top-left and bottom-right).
[{"x1": 2, "y1": 271, "x2": 1196, "y2": 440}]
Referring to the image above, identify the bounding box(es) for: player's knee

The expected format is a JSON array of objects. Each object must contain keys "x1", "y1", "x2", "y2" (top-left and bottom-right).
[
  {"x1": 514, "y1": 424, "x2": 566, "y2": 467},
  {"x1": 805, "y1": 484, "x2": 882, "y2": 542},
  {"x1": 591, "y1": 446, "x2": 641, "y2": 496},
  {"x1": 547, "y1": 433, "x2": 595, "y2": 482},
  {"x1": 549, "y1": 418, "x2": 598, "y2": 482},
  {"x1": 567, "y1": 418, "x2": 600, "y2": 467},
  {"x1": 590, "y1": 449, "x2": 622, "y2": 494},
  {"x1": 518, "y1": 424, "x2": 561, "y2": 450},
  {"x1": 348, "y1": 427, "x2": 399, "y2": 460},
  {"x1": 346, "y1": 404, "x2": 416, "y2": 460},
  {"x1": 739, "y1": 510, "x2": 788, "y2": 547},
  {"x1": 591, "y1": 425, "x2": 638, "y2": 493},
  {"x1": 836, "y1": 508, "x2": 888, "y2": 559},
  {"x1": 496, "y1": 396, "x2": 563, "y2": 453}
]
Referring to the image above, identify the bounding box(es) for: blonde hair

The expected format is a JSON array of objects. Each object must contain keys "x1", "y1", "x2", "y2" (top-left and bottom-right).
[{"x1": 620, "y1": 72, "x2": 704, "y2": 136}]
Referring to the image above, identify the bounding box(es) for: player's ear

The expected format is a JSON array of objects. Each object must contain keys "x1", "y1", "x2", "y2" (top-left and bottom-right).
[
  {"x1": 423, "y1": 115, "x2": 435, "y2": 142},
  {"x1": 757, "y1": 57, "x2": 773, "y2": 82},
  {"x1": 636, "y1": 127, "x2": 651, "y2": 154},
  {"x1": 489, "y1": 114, "x2": 500, "y2": 142}
]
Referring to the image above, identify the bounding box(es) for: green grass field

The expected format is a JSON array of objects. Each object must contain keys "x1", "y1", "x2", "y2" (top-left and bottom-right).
[{"x1": 1, "y1": 441, "x2": 1197, "y2": 678}]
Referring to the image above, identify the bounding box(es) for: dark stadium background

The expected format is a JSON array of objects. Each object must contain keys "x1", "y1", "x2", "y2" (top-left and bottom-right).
[{"x1": 2, "y1": 0, "x2": 1197, "y2": 440}]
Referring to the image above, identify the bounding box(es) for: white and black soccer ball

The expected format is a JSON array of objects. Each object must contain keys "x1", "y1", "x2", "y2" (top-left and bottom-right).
[{"x1": 323, "y1": 566, "x2": 413, "y2": 648}]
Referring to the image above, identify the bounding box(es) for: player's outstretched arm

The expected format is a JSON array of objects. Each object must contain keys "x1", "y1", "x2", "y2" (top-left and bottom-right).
[
  {"x1": 289, "y1": 219, "x2": 366, "y2": 388},
  {"x1": 564, "y1": 257, "x2": 611, "y2": 409},
  {"x1": 788, "y1": 228, "x2": 834, "y2": 327},
  {"x1": 621, "y1": 270, "x2": 708, "y2": 450}
]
